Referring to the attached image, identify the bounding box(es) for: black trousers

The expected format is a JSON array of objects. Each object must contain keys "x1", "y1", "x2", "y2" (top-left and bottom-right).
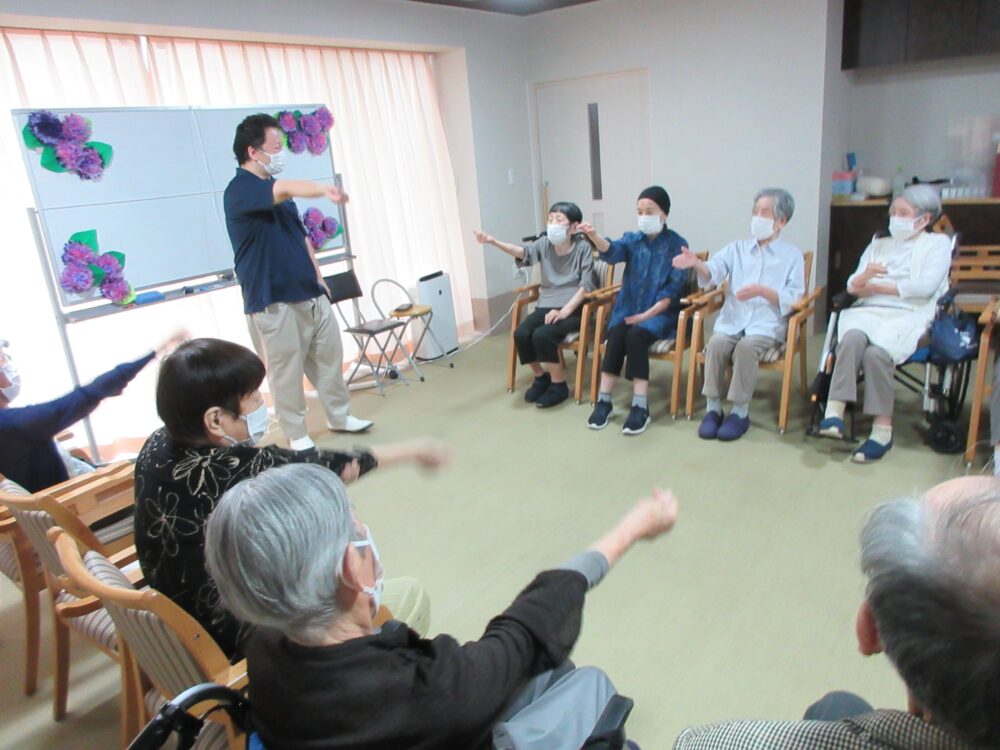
[
  {"x1": 601, "y1": 322, "x2": 656, "y2": 381},
  {"x1": 514, "y1": 307, "x2": 582, "y2": 364}
]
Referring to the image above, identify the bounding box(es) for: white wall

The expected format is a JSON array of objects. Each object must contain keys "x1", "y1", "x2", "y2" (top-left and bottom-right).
[
  {"x1": 0, "y1": 0, "x2": 540, "y2": 319},
  {"x1": 524, "y1": 0, "x2": 833, "y2": 266},
  {"x1": 847, "y1": 56, "x2": 1000, "y2": 189}
]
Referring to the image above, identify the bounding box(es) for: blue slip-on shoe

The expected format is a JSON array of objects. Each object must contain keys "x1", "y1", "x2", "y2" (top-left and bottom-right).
[
  {"x1": 622, "y1": 405, "x2": 651, "y2": 435},
  {"x1": 717, "y1": 413, "x2": 751, "y2": 441},
  {"x1": 524, "y1": 373, "x2": 551, "y2": 403},
  {"x1": 818, "y1": 416, "x2": 846, "y2": 439},
  {"x1": 587, "y1": 400, "x2": 615, "y2": 429},
  {"x1": 851, "y1": 438, "x2": 893, "y2": 463},
  {"x1": 698, "y1": 410, "x2": 724, "y2": 439}
]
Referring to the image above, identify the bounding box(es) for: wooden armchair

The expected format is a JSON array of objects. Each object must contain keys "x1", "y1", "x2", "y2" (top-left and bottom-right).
[
  {"x1": 685, "y1": 250, "x2": 824, "y2": 433},
  {"x1": 587, "y1": 252, "x2": 709, "y2": 416},
  {"x1": 0, "y1": 462, "x2": 135, "y2": 734},
  {"x1": 506, "y1": 255, "x2": 619, "y2": 403},
  {"x1": 52, "y1": 529, "x2": 245, "y2": 750},
  {"x1": 964, "y1": 298, "x2": 999, "y2": 467}
]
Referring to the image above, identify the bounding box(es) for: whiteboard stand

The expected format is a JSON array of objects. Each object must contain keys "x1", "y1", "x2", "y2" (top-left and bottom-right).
[{"x1": 28, "y1": 207, "x2": 102, "y2": 463}]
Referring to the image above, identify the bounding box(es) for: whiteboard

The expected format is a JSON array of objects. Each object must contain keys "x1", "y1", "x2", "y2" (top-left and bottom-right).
[{"x1": 14, "y1": 104, "x2": 345, "y2": 307}]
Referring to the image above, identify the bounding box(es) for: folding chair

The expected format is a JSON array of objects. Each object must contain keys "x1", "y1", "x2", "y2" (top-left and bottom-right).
[
  {"x1": 371, "y1": 278, "x2": 455, "y2": 375},
  {"x1": 324, "y1": 270, "x2": 423, "y2": 395}
]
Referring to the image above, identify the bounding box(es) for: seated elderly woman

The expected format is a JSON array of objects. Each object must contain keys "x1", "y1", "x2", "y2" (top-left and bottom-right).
[
  {"x1": 818, "y1": 184, "x2": 952, "y2": 463},
  {"x1": 205, "y1": 463, "x2": 678, "y2": 750},
  {"x1": 134, "y1": 337, "x2": 447, "y2": 658}
]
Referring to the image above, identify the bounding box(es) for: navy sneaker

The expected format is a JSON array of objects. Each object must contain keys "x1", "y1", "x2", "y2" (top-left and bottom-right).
[
  {"x1": 524, "y1": 374, "x2": 551, "y2": 403},
  {"x1": 622, "y1": 405, "x2": 651, "y2": 435},
  {"x1": 698, "y1": 410, "x2": 724, "y2": 439},
  {"x1": 588, "y1": 400, "x2": 615, "y2": 429},
  {"x1": 536, "y1": 381, "x2": 569, "y2": 408},
  {"x1": 717, "y1": 413, "x2": 750, "y2": 441},
  {"x1": 851, "y1": 438, "x2": 893, "y2": 463},
  {"x1": 818, "y1": 416, "x2": 846, "y2": 439}
]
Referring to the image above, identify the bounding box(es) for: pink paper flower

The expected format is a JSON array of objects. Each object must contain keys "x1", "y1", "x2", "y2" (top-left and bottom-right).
[
  {"x1": 306, "y1": 132, "x2": 327, "y2": 155},
  {"x1": 303, "y1": 207, "x2": 324, "y2": 229},
  {"x1": 100, "y1": 277, "x2": 132, "y2": 304},
  {"x1": 60, "y1": 263, "x2": 94, "y2": 293},
  {"x1": 62, "y1": 240, "x2": 97, "y2": 265},
  {"x1": 315, "y1": 107, "x2": 334, "y2": 131},
  {"x1": 277, "y1": 111, "x2": 298, "y2": 133},
  {"x1": 308, "y1": 229, "x2": 326, "y2": 249},
  {"x1": 60, "y1": 114, "x2": 91, "y2": 143},
  {"x1": 299, "y1": 113, "x2": 321, "y2": 135},
  {"x1": 75, "y1": 147, "x2": 105, "y2": 180},
  {"x1": 321, "y1": 217, "x2": 339, "y2": 236},
  {"x1": 94, "y1": 253, "x2": 123, "y2": 279},
  {"x1": 288, "y1": 130, "x2": 308, "y2": 154},
  {"x1": 55, "y1": 141, "x2": 86, "y2": 170}
]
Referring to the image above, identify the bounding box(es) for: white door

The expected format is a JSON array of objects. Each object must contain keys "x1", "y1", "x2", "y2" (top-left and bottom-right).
[{"x1": 533, "y1": 70, "x2": 650, "y2": 239}]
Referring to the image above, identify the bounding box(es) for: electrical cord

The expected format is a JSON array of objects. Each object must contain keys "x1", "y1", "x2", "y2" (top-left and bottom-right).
[{"x1": 457, "y1": 264, "x2": 530, "y2": 352}]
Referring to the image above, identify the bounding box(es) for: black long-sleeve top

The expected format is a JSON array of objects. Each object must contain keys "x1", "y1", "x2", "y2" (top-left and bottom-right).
[
  {"x1": 133, "y1": 427, "x2": 376, "y2": 657},
  {"x1": 0, "y1": 352, "x2": 154, "y2": 492},
  {"x1": 245, "y1": 567, "x2": 590, "y2": 750}
]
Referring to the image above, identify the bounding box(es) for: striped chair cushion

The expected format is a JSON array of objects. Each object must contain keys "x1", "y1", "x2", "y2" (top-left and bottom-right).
[
  {"x1": 55, "y1": 589, "x2": 118, "y2": 650},
  {"x1": 93, "y1": 514, "x2": 134, "y2": 546},
  {"x1": 0, "y1": 479, "x2": 30, "y2": 583},
  {"x1": 761, "y1": 342, "x2": 786, "y2": 364},
  {"x1": 649, "y1": 338, "x2": 677, "y2": 355}
]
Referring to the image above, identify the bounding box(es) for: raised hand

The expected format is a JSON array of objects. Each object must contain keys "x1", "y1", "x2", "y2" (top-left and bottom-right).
[
  {"x1": 624, "y1": 488, "x2": 679, "y2": 541},
  {"x1": 324, "y1": 184, "x2": 350, "y2": 204},
  {"x1": 672, "y1": 247, "x2": 700, "y2": 270},
  {"x1": 155, "y1": 328, "x2": 190, "y2": 358},
  {"x1": 473, "y1": 230, "x2": 495, "y2": 245}
]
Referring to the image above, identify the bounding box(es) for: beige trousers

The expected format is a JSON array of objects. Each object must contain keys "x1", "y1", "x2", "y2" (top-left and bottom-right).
[
  {"x1": 703, "y1": 332, "x2": 781, "y2": 405},
  {"x1": 247, "y1": 296, "x2": 351, "y2": 441},
  {"x1": 829, "y1": 328, "x2": 895, "y2": 417}
]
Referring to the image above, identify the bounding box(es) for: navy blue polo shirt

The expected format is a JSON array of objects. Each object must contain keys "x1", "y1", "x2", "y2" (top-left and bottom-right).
[{"x1": 223, "y1": 168, "x2": 326, "y2": 314}]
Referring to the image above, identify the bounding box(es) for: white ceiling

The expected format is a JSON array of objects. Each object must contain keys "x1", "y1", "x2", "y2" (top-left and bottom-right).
[{"x1": 405, "y1": 0, "x2": 602, "y2": 16}]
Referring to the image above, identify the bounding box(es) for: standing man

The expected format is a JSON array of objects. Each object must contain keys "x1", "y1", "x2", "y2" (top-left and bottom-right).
[{"x1": 224, "y1": 114, "x2": 371, "y2": 452}]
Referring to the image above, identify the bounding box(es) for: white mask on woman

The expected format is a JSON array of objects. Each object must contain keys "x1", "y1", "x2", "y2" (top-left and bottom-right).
[
  {"x1": 637, "y1": 214, "x2": 663, "y2": 235},
  {"x1": 352, "y1": 527, "x2": 384, "y2": 617},
  {"x1": 888, "y1": 216, "x2": 918, "y2": 241},
  {"x1": 1, "y1": 361, "x2": 20, "y2": 402},
  {"x1": 750, "y1": 216, "x2": 775, "y2": 241},
  {"x1": 222, "y1": 402, "x2": 270, "y2": 447},
  {"x1": 546, "y1": 224, "x2": 569, "y2": 245}
]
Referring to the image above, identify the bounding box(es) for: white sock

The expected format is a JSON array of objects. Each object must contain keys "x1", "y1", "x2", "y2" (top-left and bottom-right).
[
  {"x1": 824, "y1": 399, "x2": 846, "y2": 421},
  {"x1": 732, "y1": 402, "x2": 749, "y2": 418},
  {"x1": 993, "y1": 446, "x2": 1000, "y2": 477},
  {"x1": 869, "y1": 424, "x2": 893, "y2": 446},
  {"x1": 706, "y1": 397, "x2": 722, "y2": 414}
]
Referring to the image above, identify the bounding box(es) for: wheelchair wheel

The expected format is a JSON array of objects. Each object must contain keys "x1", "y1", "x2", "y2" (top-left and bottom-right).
[
  {"x1": 930, "y1": 358, "x2": 971, "y2": 422},
  {"x1": 926, "y1": 417, "x2": 964, "y2": 455}
]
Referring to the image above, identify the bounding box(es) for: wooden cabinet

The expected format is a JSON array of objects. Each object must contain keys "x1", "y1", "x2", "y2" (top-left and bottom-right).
[
  {"x1": 843, "y1": 0, "x2": 1000, "y2": 68},
  {"x1": 827, "y1": 199, "x2": 1000, "y2": 317}
]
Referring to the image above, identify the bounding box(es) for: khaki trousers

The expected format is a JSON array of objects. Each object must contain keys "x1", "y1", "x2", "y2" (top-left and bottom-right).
[
  {"x1": 829, "y1": 328, "x2": 895, "y2": 417},
  {"x1": 703, "y1": 332, "x2": 780, "y2": 405},
  {"x1": 247, "y1": 296, "x2": 351, "y2": 441}
]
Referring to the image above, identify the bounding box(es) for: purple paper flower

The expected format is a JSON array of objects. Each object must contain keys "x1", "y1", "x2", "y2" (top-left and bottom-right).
[
  {"x1": 321, "y1": 217, "x2": 339, "y2": 235},
  {"x1": 55, "y1": 141, "x2": 86, "y2": 170},
  {"x1": 100, "y1": 277, "x2": 132, "y2": 304},
  {"x1": 308, "y1": 229, "x2": 326, "y2": 249},
  {"x1": 62, "y1": 240, "x2": 97, "y2": 265},
  {"x1": 306, "y1": 132, "x2": 327, "y2": 155},
  {"x1": 315, "y1": 107, "x2": 334, "y2": 131},
  {"x1": 28, "y1": 110, "x2": 64, "y2": 146},
  {"x1": 60, "y1": 114, "x2": 91, "y2": 143},
  {"x1": 287, "y1": 130, "x2": 308, "y2": 154},
  {"x1": 303, "y1": 207, "x2": 324, "y2": 230},
  {"x1": 94, "y1": 253, "x2": 123, "y2": 279},
  {"x1": 60, "y1": 263, "x2": 94, "y2": 293},
  {"x1": 299, "y1": 113, "x2": 322, "y2": 136},
  {"x1": 74, "y1": 147, "x2": 104, "y2": 180},
  {"x1": 277, "y1": 111, "x2": 298, "y2": 134}
]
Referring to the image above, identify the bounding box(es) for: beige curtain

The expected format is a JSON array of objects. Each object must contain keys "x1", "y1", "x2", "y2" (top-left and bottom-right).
[{"x1": 0, "y1": 27, "x2": 470, "y2": 450}]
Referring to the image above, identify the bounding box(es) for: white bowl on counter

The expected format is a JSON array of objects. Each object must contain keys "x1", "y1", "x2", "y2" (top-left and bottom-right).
[{"x1": 856, "y1": 175, "x2": 891, "y2": 197}]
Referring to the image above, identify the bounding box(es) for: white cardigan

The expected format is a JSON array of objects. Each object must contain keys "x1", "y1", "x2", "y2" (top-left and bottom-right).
[{"x1": 838, "y1": 231, "x2": 952, "y2": 364}]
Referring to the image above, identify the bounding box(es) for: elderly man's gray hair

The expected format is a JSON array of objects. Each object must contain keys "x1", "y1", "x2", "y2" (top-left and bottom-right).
[
  {"x1": 205, "y1": 463, "x2": 356, "y2": 645},
  {"x1": 898, "y1": 184, "x2": 942, "y2": 223},
  {"x1": 753, "y1": 188, "x2": 795, "y2": 223},
  {"x1": 860, "y1": 484, "x2": 1000, "y2": 748}
]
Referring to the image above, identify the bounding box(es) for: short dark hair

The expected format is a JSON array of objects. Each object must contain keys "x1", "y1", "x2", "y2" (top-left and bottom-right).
[
  {"x1": 548, "y1": 202, "x2": 583, "y2": 225},
  {"x1": 233, "y1": 114, "x2": 280, "y2": 164},
  {"x1": 156, "y1": 338, "x2": 266, "y2": 444}
]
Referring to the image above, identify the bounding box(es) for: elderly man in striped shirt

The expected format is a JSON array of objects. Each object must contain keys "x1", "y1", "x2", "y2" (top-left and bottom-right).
[{"x1": 673, "y1": 188, "x2": 804, "y2": 441}]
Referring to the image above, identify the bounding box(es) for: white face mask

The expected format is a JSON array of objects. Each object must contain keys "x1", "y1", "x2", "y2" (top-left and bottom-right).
[
  {"x1": 546, "y1": 223, "x2": 569, "y2": 245},
  {"x1": 750, "y1": 216, "x2": 775, "y2": 241},
  {"x1": 255, "y1": 148, "x2": 287, "y2": 176},
  {"x1": 222, "y1": 402, "x2": 269, "y2": 447},
  {"x1": 352, "y1": 526, "x2": 384, "y2": 617},
  {"x1": 637, "y1": 214, "x2": 663, "y2": 235},
  {"x1": 1, "y1": 361, "x2": 20, "y2": 402},
  {"x1": 888, "y1": 216, "x2": 918, "y2": 241}
]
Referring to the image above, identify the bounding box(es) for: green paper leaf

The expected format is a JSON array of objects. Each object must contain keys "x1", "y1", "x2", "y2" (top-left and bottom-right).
[
  {"x1": 39, "y1": 146, "x2": 68, "y2": 173},
  {"x1": 87, "y1": 263, "x2": 107, "y2": 286},
  {"x1": 87, "y1": 141, "x2": 113, "y2": 168},
  {"x1": 293, "y1": 109, "x2": 302, "y2": 118},
  {"x1": 22, "y1": 123, "x2": 43, "y2": 150},
  {"x1": 69, "y1": 230, "x2": 100, "y2": 251},
  {"x1": 334, "y1": 225, "x2": 344, "y2": 238},
  {"x1": 106, "y1": 250, "x2": 125, "y2": 270}
]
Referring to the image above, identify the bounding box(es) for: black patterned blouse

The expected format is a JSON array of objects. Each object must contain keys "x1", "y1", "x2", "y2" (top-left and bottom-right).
[{"x1": 133, "y1": 427, "x2": 375, "y2": 658}]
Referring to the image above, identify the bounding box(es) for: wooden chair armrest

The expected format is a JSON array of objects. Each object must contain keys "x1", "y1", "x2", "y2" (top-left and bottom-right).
[
  {"x1": 55, "y1": 593, "x2": 103, "y2": 618},
  {"x1": 791, "y1": 286, "x2": 825, "y2": 313},
  {"x1": 109, "y1": 544, "x2": 138, "y2": 567},
  {"x1": 512, "y1": 283, "x2": 540, "y2": 298},
  {"x1": 56, "y1": 431, "x2": 75, "y2": 442},
  {"x1": 978, "y1": 297, "x2": 999, "y2": 325},
  {"x1": 685, "y1": 287, "x2": 724, "y2": 306},
  {"x1": 49, "y1": 461, "x2": 132, "y2": 499},
  {"x1": 214, "y1": 659, "x2": 249, "y2": 691},
  {"x1": 589, "y1": 284, "x2": 622, "y2": 303}
]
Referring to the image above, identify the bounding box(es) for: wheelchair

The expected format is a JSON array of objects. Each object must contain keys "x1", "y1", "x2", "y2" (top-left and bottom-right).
[
  {"x1": 128, "y1": 681, "x2": 638, "y2": 750},
  {"x1": 806, "y1": 289, "x2": 976, "y2": 454}
]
